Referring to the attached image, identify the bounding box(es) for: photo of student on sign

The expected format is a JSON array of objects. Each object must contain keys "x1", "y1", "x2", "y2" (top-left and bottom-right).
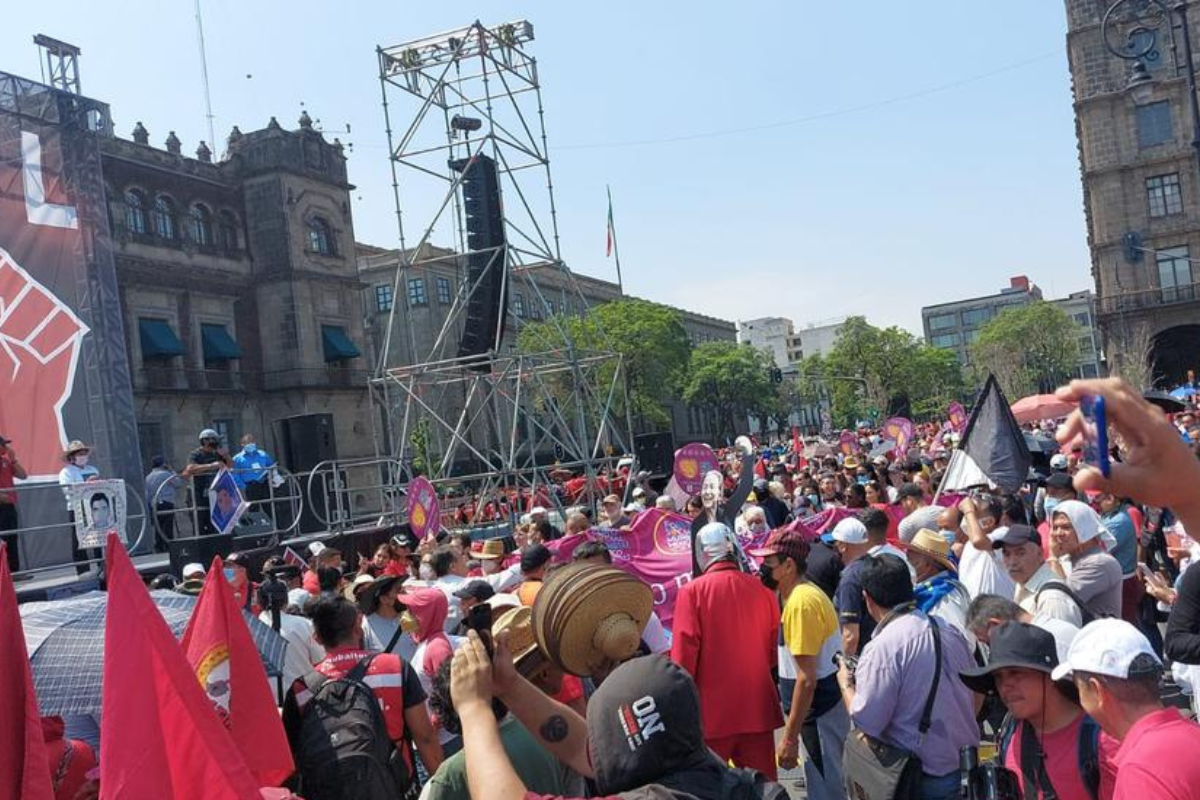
[{"x1": 208, "y1": 469, "x2": 249, "y2": 536}]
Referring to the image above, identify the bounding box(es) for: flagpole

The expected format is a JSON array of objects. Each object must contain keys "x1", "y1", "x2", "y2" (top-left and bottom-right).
[{"x1": 607, "y1": 184, "x2": 624, "y2": 295}]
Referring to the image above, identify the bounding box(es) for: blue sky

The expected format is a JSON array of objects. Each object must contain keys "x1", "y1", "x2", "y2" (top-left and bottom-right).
[{"x1": 1, "y1": 1, "x2": 1086, "y2": 335}]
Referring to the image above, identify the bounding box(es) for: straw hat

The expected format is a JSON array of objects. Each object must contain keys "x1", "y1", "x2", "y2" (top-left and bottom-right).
[
  {"x1": 63, "y1": 440, "x2": 91, "y2": 459},
  {"x1": 908, "y1": 528, "x2": 957, "y2": 573},
  {"x1": 493, "y1": 605, "x2": 540, "y2": 664},
  {"x1": 532, "y1": 562, "x2": 652, "y2": 677},
  {"x1": 471, "y1": 538, "x2": 506, "y2": 560}
]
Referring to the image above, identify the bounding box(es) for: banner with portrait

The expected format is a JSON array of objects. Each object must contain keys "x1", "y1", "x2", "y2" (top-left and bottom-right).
[
  {"x1": 67, "y1": 479, "x2": 127, "y2": 548},
  {"x1": 208, "y1": 469, "x2": 249, "y2": 536}
]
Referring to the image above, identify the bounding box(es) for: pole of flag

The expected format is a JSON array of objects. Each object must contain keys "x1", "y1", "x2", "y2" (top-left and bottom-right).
[{"x1": 606, "y1": 184, "x2": 624, "y2": 295}]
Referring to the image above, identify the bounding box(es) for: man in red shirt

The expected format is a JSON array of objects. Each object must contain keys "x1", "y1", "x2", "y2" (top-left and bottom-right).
[
  {"x1": 282, "y1": 595, "x2": 443, "y2": 782},
  {"x1": 1054, "y1": 618, "x2": 1200, "y2": 800},
  {"x1": 671, "y1": 521, "x2": 782, "y2": 778},
  {"x1": 0, "y1": 435, "x2": 27, "y2": 574}
]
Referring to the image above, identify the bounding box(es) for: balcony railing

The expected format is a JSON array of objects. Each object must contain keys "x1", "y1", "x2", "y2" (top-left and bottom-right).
[
  {"x1": 136, "y1": 365, "x2": 371, "y2": 393},
  {"x1": 1098, "y1": 282, "x2": 1200, "y2": 314}
]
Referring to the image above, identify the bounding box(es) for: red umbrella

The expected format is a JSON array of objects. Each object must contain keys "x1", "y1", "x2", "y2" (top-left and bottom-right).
[{"x1": 1010, "y1": 394, "x2": 1076, "y2": 423}]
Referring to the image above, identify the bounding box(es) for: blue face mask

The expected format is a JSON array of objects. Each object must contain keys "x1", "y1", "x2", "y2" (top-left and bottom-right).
[
  {"x1": 807, "y1": 494, "x2": 820, "y2": 506},
  {"x1": 857, "y1": 475, "x2": 870, "y2": 486},
  {"x1": 1044, "y1": 498, "x2": 1060, "y2": 518},
  {"x1": 223, "y1": 567, "x2": 236, "y2": 581},
  {"x1": 244, "y1": 443, "x2": 257, "y2": 453}
]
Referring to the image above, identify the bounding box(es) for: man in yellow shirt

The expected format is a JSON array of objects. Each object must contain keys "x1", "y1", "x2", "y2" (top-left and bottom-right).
[{"x1": 751, "y1": 529, "x2": 848, "y2": 800}]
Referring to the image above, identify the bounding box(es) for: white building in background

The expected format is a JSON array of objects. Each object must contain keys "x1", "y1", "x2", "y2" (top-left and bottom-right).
[
  {"x1": 737, "y1": 316, "x2": 794, "y2": 367},
  {"x1": 1051, "y1": 290, "x2": 1105, "y2": 379},
  {"x1": 789, "y1": 318, "x2": 845, "y2": 361}
]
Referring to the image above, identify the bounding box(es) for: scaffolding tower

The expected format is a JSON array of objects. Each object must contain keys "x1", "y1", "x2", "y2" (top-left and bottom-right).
[{"x1": 371, "y1": 20, "x2": 631, "y2": 509}]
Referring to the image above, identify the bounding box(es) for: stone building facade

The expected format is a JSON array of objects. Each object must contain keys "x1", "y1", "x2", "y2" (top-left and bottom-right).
[
  {"x1": 103, "y1": 113, "x2": 373, "y2": 471},
  {"x1": 1064, "y1": 0, "x2": 1200, "y2": 384}
]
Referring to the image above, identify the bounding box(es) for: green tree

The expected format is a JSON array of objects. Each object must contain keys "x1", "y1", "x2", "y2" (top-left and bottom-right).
[
  {"x1": 682, "y1": 342, "x2": 775, "y2": 440},
  {"x1": 818, "y1": 316, "x2": 965, "y2": 427},
  {"x1": 971, "y1": 301, "x2": 1081, "y2": 399},
  {"x1": 515, "y1": 298, "x2": 691, "y2": 431}
]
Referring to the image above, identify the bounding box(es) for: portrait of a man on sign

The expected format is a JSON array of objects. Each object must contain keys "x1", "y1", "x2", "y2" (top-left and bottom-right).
[
  {"x1": 208, "y1": 469, "x2": 248, "y2": 536},
  {"x1": 69, "y1": 479, "x2": 127, "y2": 549}
]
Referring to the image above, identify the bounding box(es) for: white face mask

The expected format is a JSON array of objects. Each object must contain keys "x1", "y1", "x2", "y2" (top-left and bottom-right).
[
  {"x1": 73, "y1": 454, "x2": 89, "y2": 468},
  {"x1": 418, "y1": 563, "x2": 435, "y2": 581}
]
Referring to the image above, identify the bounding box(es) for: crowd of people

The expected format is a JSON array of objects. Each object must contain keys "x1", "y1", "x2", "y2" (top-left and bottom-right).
[{"x1": 15, "y1": 376, "x2": 1200, "y2": 800}]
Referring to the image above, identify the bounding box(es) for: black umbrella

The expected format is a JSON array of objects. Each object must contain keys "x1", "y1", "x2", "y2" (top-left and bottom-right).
[{"x1": 1144, "y1": 390, "x2": 1187, "y2": 414}]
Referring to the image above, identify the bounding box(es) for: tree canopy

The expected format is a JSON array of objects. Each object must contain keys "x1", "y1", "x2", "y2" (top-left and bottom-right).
[
  {"x1": 682, "y1": 341, "x2": 775, "y2": 441},
  {"x1": 970, "y1": 301, "x2": 1081, "y2": 399}
]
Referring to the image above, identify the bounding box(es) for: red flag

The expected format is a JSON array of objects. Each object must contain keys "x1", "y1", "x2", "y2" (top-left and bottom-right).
[
  {"x1": 0, "y1": 543, "x2": 54, "y2": 800},
  {"x1": 282, "y1": 547, "x2": 305, "y2": 569},
  {"x1": 181, "y1": 556, "x2": 293, "y2": 786},
  {"x1": 100, "y1": 534, "x2": 262, "y2": 800}
]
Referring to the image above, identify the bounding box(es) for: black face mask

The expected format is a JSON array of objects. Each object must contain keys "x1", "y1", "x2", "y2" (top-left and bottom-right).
[
  {"x1": 758, "y1": 562, "x2": 778, "y2": 591},
  {"x1": 393, "y1": 599, "x2": 405, "y2": 615}
]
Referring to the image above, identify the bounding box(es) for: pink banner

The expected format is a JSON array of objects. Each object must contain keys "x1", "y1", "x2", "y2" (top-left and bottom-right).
[
  {"x1": 407, "y1": 477, "x2": 440, "y2": 540},
  {"x1": 838, "y1": 431, "x2": 859, "y2": 457},
  {"x1": 884, "y1": 417, "x2": 913, "y2": 457},
  {"x1": 673, "y1": 443, "x2": 719, "y2": 496},
  {"x1": 947, "y1": 402, "x2": 967, "y2": 434}
]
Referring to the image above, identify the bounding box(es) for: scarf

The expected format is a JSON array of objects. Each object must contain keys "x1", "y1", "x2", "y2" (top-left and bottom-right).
[{"x1": 913, "y1": 572, "x2": 960, "y2": 614}]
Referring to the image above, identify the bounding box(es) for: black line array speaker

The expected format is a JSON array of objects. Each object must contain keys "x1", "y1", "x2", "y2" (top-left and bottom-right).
[
  {"x1": 633, "y1": 431, "x2": 676, "y2": 477},
  {"x1": 273, "y1": 413, "x2": 338, "y2": 473},
  {"x1": 450, "y1": 154, "x2": 507, "y2": 367}
]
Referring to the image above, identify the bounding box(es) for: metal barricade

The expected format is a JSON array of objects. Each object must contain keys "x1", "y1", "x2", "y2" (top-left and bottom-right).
[
  {"x1": 150, "y1": 466, "x2": 305, "y2": 547},
  {"x1": 304, "y1": 457, "x2": 409, "y2": 533}
]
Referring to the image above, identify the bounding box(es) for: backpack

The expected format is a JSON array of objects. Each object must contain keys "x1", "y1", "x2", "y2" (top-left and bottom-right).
[
  {"x1": 1034, "y1": 580, "x2": 1098, "y2": 625},
  {"x1": 618, "y1": 765, "x2": 789, "y2": 800},
  {"x1": 998, "y1": 715, "x2": 1100, "y2": 800},
  {"x1": 295, "y1": 655, "x2": 413, "y2": 800}
]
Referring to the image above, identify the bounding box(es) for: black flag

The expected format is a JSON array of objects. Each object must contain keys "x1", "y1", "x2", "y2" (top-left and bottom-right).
[{"x1": 953, "y1": 374, "x2": 1032, "y2": 494}]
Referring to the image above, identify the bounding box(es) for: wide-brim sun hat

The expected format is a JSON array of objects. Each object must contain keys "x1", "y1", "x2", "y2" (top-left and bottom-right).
[
  {"x1": 532, "y1": 562, "x2": 652, "y2": 677},
  {"x1": 493, "y1": 605, "x2": 540, "y2": 664},
  {"x1": 908, "y1": 528, "x2": 957, "y2": 573},
  {"x1": 63, "y1": 440, "x2": 91, "y2": 459}
]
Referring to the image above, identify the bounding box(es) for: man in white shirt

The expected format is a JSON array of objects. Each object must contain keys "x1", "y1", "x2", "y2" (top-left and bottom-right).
[
  {"x1": 256, "y1": 562, "x2": 325, "y2": 687},
  {"x1": 954, "y1": 495, "x2": 1015, "y2": 600},
  {"x1": 995, "y1": 524, "x2": 1085, "y2": 627}
]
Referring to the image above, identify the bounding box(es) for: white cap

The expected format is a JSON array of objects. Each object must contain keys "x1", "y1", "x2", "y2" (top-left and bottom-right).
[
  {"x1": 1051, "y1": 618, "x2": 1162, "y2": 681},
  {"x1": 288, "y1": 588, "x2": 312, "y2": 609},
  {"x1": 1050, "y1": 453, "x2": 1069, "y2": 470},
  {"x1": 831, "y1": 518, "x2": 868, "y2": 544},
  {"x1": 632, "y1": 487, "x2": 645, "y2": 497},
  {"x1": 530, "y1": 506, "x2": 547, "y2": 515},
  {"x1": 182, "y1": 562, "x2": 206, "y2": 579},
  {"x1": 308, "y1": 541, "x2": 326, "y2": 557}
]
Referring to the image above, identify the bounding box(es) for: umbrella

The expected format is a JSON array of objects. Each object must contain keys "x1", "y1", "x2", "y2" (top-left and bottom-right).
[
  {"x1": 1010, "y1": 394, "x2": 1076, "y2": 424},
  {"x1": 1170, "y1": 385, "x2": 1197, "y2": 400},
  {"x1": 1146, "y1": 390, "x2": 1188, "y2": 413},
  {"x1": 20, "y1": 589, "x2": 286, "y2": 716},
  {"x1": 1022, "y1": 432, "x2": 1061, "y2": 455}
]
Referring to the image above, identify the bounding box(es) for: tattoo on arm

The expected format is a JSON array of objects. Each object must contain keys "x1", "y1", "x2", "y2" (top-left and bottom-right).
[{"x1": 539, "y1": 714, "x2": 569, "y2": 743}]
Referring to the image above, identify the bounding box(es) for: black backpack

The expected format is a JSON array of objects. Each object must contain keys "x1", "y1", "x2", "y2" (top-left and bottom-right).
[
  {"x1": 295, "y1": 655, "x2": 412, "y2": 800},
  {"x1": 1034, "y1": 580, "x2": 1099, "y2": 625}
]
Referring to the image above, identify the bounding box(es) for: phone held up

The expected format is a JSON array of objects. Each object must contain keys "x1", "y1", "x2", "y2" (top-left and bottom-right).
[
  {"x1": 1078, "y1": 395, "x2": 1111, "y2": 479},
  {"x1": 466, "y1": 603, "x2": 495, "y2": 658}
]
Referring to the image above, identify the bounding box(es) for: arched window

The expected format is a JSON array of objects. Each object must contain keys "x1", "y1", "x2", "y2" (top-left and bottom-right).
[
  {"x1": 189, "y1": 203, "x2": 213, "y2": 246},
  {"x1": 124, "y1": 189, "x2": 147, "y2": 234},
  {"x1": 218, "y1": 210, "x2": 239, "y2": 251},
  {"x1": 307, "y1": 216, "x2": 334, "y2": 256},
  {"x1": 151, "y1": 195, "x2": 178, "y2": 240}
]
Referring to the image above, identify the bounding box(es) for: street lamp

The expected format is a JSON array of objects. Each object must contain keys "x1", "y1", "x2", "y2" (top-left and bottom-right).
[{"x1": 1103, "y1": 0, "x2": 1200, "y2": 185}]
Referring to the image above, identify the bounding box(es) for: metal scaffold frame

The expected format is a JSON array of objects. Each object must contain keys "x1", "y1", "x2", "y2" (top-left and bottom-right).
[{"x1": 372, "y1": 20, "x2": 632, "y2": 501}]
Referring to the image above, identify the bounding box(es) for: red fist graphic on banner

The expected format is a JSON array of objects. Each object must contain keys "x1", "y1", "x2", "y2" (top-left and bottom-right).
[{"x1": 0, "y1": 246, "x2": 88, "y2": 479}]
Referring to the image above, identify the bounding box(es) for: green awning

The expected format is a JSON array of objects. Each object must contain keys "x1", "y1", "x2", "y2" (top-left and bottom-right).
[
  {"x1": 138, "y1": 318, "x2": 186, "y2": 358},
  {"x1": 322, "y1": 325, "x2": 361, "y2": 362},
  {"x1": 201, "y1": 323, "x2": 242, "y2": 362}
]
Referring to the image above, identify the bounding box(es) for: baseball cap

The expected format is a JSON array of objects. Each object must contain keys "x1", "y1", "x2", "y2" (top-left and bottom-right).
[
  {"x1": 602, "y1": 494, "x2": 621, "y2": 506},
  {"x1": 1050, "y1": 453, "x2": 1069, "y2": 470},
  {"x1": 1046, "y1": 472, "x2": 1074, "y2": 491},
  {"x1": 960, "y1": 621, "x2": 1058, "y2": 695},
  {"x1": 1051, "y1": 618, "x2": 1162, "y2": 681},
  {"x1": 199, "y1": 428, "x2": 221, "y2": 441},
  {"x1": 831, "y1": 517, "x2": 869, "y2": 545},
  {"x1": 181, "y1": 562, "x2": 206, "y2": 579},
  {"x1": 896, "y1": 482, "x2": 924, "y2": 501},
  {"x1": 453, "y1": 580, "x2": 496, "y2": 602},
  {"x1": 748, "y1": 528, "x2": 810, "y2": 564},
  {"x1": 225, "y1": 552, "x2": 249, "y2": 567},
  {"x1": 520, "y1": 543, "x2": 553, "y2": 573},
  {"x1": 993, "y1": 524, "x2": 1041, "y2": 549},
  {"x1": 530, "y1": 505, "x2": 548, "y2": 515},
  {"x1": 632, "y1": 487, "x2": 646, "y2": 498}
]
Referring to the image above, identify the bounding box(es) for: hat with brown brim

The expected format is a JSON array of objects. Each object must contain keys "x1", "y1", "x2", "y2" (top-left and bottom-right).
[
  {"x1": 908, "y1": 528, "x2": 957, "y2": 573},
  {"x1": 470, "y1": 538, "x2": 506, "y2": 561},
  {"x1": 63, "y1": 440, "x2": 91, "y2": 459},
  {"x1": 532, "y1": 562, "x2": 652, "y2": 677}
]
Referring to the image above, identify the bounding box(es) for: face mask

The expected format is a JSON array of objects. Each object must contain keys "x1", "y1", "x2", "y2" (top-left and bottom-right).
[
  {"x1": 1044, "y1": 498, "x2": 1060, "y2": 518},
  {"x1": 807, "y1": 494, "x2": 820, "y2": 507},
  {"x1": 73, "y1": 455, "x2": 89, "y2": 468},
  {"x1": 400, "y1": 610, "x2": 420, "y2": 634},
  {"x1": 857, "y1": 476, "x2": 870, "y2": 485},
  {"x1": 393, "y1": 599, "x2": 405, "y2": 615},
  {"x1": 244, "y1": 443, "x2": 257, "y2": 453},
  {"x1": 758, "y1": 562, "x2": 779, "y2": 591},
  {"x1": 223, "y1": 567, "x2": 236, "y2": 581},
  {"x1": 749, "y1": 521, "x2": 768, "y2": 534}
]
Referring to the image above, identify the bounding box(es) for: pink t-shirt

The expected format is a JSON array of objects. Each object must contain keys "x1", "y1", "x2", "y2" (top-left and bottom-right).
[
  {"x1": 1003, "y1": 714, "x2": 1117, "y2": 800},
  {"x1": 1113, "y1": 708, "x2": 1200, "y2": 800}
]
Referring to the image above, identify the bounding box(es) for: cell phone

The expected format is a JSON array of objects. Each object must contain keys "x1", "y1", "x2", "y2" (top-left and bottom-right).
[
  {"x1": 1079, "y1": 395, "x2": 1111, "y2": 479},
  {"x1": 466, "y1": 603, "x2": 494, "y2": 657},
  {"x1": 1136, "y1": 561, "x2": 1150, "y2": 577}
]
